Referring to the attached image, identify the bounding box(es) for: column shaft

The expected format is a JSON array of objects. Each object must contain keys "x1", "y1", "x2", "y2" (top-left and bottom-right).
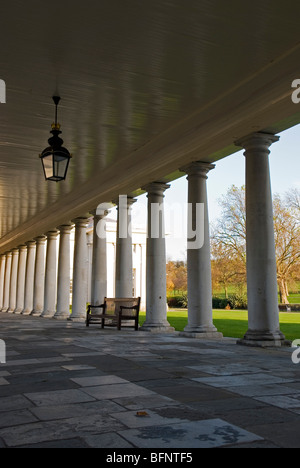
[
  {"x1": 2, "y1": 252, "x2": 12, "y2": 312},
  {"x1": 31, "y1": 236, "x2": 46, "y2": 316},
  {"x1": 91, "y1": 209, "x2": 108, "y2": 306},
  {"x1": 115, "y1": 196, "x2": 136, "y2": 298},
  {"x1": 0, "y1": 255, "x2": 6, "y2": 310},
  {"x1": 42, "y1": 231, "x2": 58, "y2": 318},
  {"x1": 236, "y1": 132, "x2": 286, "y2": 346},
  {"x1": 22, "y1": 241, "x2": 36, "y2": 315},
  {"x1": 14, "y1": 245, "x2": 27, "y2": 314},
  {"x1": 182, "y1": 162, "x2": 222, "y2": 338},
  {"x1": 70, "y1": 218, "x2": 89, "y2": 321},
  {"x1": 141, "y1": 182, "x2": 174, "y2": 332},
  {"x1": 54, "y1": 225, "x2": 73, "y2": 319},
  {"x1": 7, "y1": 249, "x2": 19, "y2": 313}
]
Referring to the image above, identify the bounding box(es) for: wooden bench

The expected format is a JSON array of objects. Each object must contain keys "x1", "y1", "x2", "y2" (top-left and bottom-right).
[{"x1": 86, "y1": 297, "x2": 141, "y2": 330}]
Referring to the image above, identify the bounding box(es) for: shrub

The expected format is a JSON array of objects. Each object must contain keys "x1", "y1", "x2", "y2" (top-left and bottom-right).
[
  {"x1": 167, "y1": 295, "x2": 188, "y2": 308},
  {"x1": 227, "y1": 293, "x2": 248, "y2": 310},
  {"x1": 212, "y1": 297, "x2": 229, "y2": 309}
]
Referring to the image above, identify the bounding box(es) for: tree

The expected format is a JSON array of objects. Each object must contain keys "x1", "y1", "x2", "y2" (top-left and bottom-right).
[
  {"x1": 213, "y1": 185, "x2": 247, "y2": 265},
  {"x1": 212, "y1": 186, "x2": 300, "y2": 304},
  {"x1": 166, "y1": 261, "x2": 187, "y2": 294},
  {"x1": 211, "y1": 238, "x2": 246, "y2": 298},
  {"x1": 286, "y1": 188, "x2": 300, "y2": 213},
  {"x1": 273, "y1": 194, "x2": 300, "y2": 303}
]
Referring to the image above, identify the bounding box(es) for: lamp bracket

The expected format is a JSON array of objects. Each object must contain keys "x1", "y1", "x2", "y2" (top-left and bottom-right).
[{"x1": 52, "y1": 96, "x2": 61, "y2": 106}]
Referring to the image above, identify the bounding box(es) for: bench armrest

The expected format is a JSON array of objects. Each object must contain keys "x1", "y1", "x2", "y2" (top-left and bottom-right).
[{"x1": 87, "y1": 304, "x2": 106, "y2": 314}]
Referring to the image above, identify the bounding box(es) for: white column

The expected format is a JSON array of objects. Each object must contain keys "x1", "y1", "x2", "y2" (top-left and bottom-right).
[
  {"x1": 2, "y1": 252, "x2": 12, "y2": 312},
  {"x1": 22, "y1": 241, "x2": 36, "y2": 315},
  {"x1": 7, "y1": 249, "x2": 19, "y2": 313},
  {"x1": 90, "y1": 208, "x2": 108, "y2": 306},
  {"x1": 31, "y1": 236, "x2": 46, "y2": 316},
  {"x1": 181, "y1": 162, "x2": 222, "y2": 338},
  {"x1": 86, "y1": 231, "x2": 93, "y2": 304},
  {"x1": 70, "y1": 217, "x2": 89, "y2": 321},
  {"x1": 236, "y1": 132, "x2": 286, "y2": 346},
  {"x1": 14, "y1": 245, "x2": 27, "y2": 314},
  {"x1": 54, "y1": 224, "x2": 73, "y2": 319},
  {"x1": 141, "y1": 182, "x2": 174, "y2": 332},
  {"x1": 0, "y1": 254, "x2": 6, "y2": 310},
  {"x1": 41, "y1": 231, "x2": 58, "y2": 318},
  {"x1": 115, "y1": 196, "x2": 136, "y2": 298}
]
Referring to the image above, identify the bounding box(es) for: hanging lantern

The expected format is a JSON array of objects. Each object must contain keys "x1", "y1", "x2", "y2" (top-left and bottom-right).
[{"x1": 40, "y1": 96, "x2": 72, "y2": 182}]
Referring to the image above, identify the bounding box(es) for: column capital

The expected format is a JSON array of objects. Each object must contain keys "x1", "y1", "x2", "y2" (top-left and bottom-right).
[
  {"x1": 112, "y1": 196, "x2": 138, "y2": 208},
  {"x1": 45, "y1": 230, "x2": 59, "y2": 240},
  {"x1": 11, "y1": 248, "x2": 19, "y2": 255},
  {"x1": 71, "y1": 217, "x2": 89, "y2": 228},
  {"x1": 25, "y1": 240, "x2": 36, "y2": 248},
  {"x1": 5, "y1": 251, "x2": 12, "y2": 257},
  {"x1": 57, "y1": 224, "x2": 74, "y2": 234},
  {"x1": 235, "y1": 132, "x2": 280, "y2": 152},
  {"x1": 126, "y1": 196, "x2": 137, "y2": 207},
  {"x1": 18, "y1": 244, "x2": 27, "y2": 251},
  {"x1": 34, "y1": 235, "x2": 47, "y2": 244},
  {"x1": 180, "y1": 161, "x2": 215, "y2": 178},
  {"x1": 114, "y1": 195, "x2": 138, "y2": 208},
  {"x1": 90, "y1": 206, "x2": 111, "y2": 219},
  {"x1": 142, "y1": 181, "x2": 170, "y2": 197}
]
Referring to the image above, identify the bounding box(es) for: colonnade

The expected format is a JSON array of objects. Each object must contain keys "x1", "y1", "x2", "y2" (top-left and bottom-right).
[{"x1": 0, "y1": 133, "x2": 287, "y2": 346}]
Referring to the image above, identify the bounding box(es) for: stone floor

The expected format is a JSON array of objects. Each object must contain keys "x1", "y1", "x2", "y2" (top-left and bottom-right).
[{"x1": 0, "y1": 312, "x2": 300, "y2": 448}]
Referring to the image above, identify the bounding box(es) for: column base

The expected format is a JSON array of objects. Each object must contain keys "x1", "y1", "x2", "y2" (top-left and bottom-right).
[
  {"x1": 41, "y1": 311, "x2": 56, "y2": 319},
  {"x1": 140, "y1": 322, "x2": 175, "y2": 333},
  {"x1": 13, "y1": 308, "x2": 23, "y2": 315},
  {"x1": 68, "y1": 316, "x2": 86, "y2": 323},
  {"x1": 181, "y1": 325, "x2": 223, "y2": 339},
  {"x1": 7, "y1": 308, "x2": 15, "y2": 314},
  {"x1": 54, "y1": 312, "x2": 70, "y2": 320},
  {"x1": 238, "y1": 329, "x2": 291, "y2": 348},
  {"x1": 31, "y1": 310, "x2": 43, "y2": 317},
  {"x1": 22, "y1": 309, "x2": 33, "y2": 316}
]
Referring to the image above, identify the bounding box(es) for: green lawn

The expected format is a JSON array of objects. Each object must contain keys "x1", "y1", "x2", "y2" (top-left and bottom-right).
[{"x1": 139, "y1": 309, "x2": 300, "y2": 342}]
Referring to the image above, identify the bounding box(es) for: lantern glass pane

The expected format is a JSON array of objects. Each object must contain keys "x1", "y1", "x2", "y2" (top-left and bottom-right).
[
  {"x1": 53, "y1": 154, "x2": 68, "y2": 180},
  {"x1": 42, "y1": 154, "x2": 54, "y2": 179}
]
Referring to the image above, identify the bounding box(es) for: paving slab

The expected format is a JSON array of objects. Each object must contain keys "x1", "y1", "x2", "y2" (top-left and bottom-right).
[
  {"x1": 71, "y1": 375, "x2": 129, "y2": 387},
  {"x1": 0, "y1": 312, "x2": 300, "y2": 448},
  {"x1": 24, "y1": 389, "x2": 95, "y2": 406},
  {"x1": 118, "y1": 418, "x2": 263, "y2": 448}
]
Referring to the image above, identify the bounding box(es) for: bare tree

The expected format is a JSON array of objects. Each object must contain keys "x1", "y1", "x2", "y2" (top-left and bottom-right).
[
  {"x1": 213, "y1": 185, "x2": 247, "y2": 265},
  {"x1": 274, "y1": 194, "x2": 300, "y2": 303},
  {"x1": 213, "y1": 186, "x2": 300, "y2": 304},
  {"x1": 286, "y1": 188, "x2": 300, "y2": 212}
]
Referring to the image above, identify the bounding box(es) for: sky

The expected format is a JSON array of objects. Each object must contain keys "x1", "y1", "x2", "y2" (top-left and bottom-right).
[{"x1": 112, "y1": 124, "x2": 300, "y2": 261}]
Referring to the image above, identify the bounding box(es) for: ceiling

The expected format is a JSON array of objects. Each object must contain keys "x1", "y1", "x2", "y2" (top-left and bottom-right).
[{"x1": 1, "y1": 0, "x2": 300, "y2": 252}]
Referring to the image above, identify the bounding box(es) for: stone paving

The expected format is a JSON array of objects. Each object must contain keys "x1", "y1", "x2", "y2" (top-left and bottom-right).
[{"x1": 0, "y1": 312, "x2": 300, "y2": 448}]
